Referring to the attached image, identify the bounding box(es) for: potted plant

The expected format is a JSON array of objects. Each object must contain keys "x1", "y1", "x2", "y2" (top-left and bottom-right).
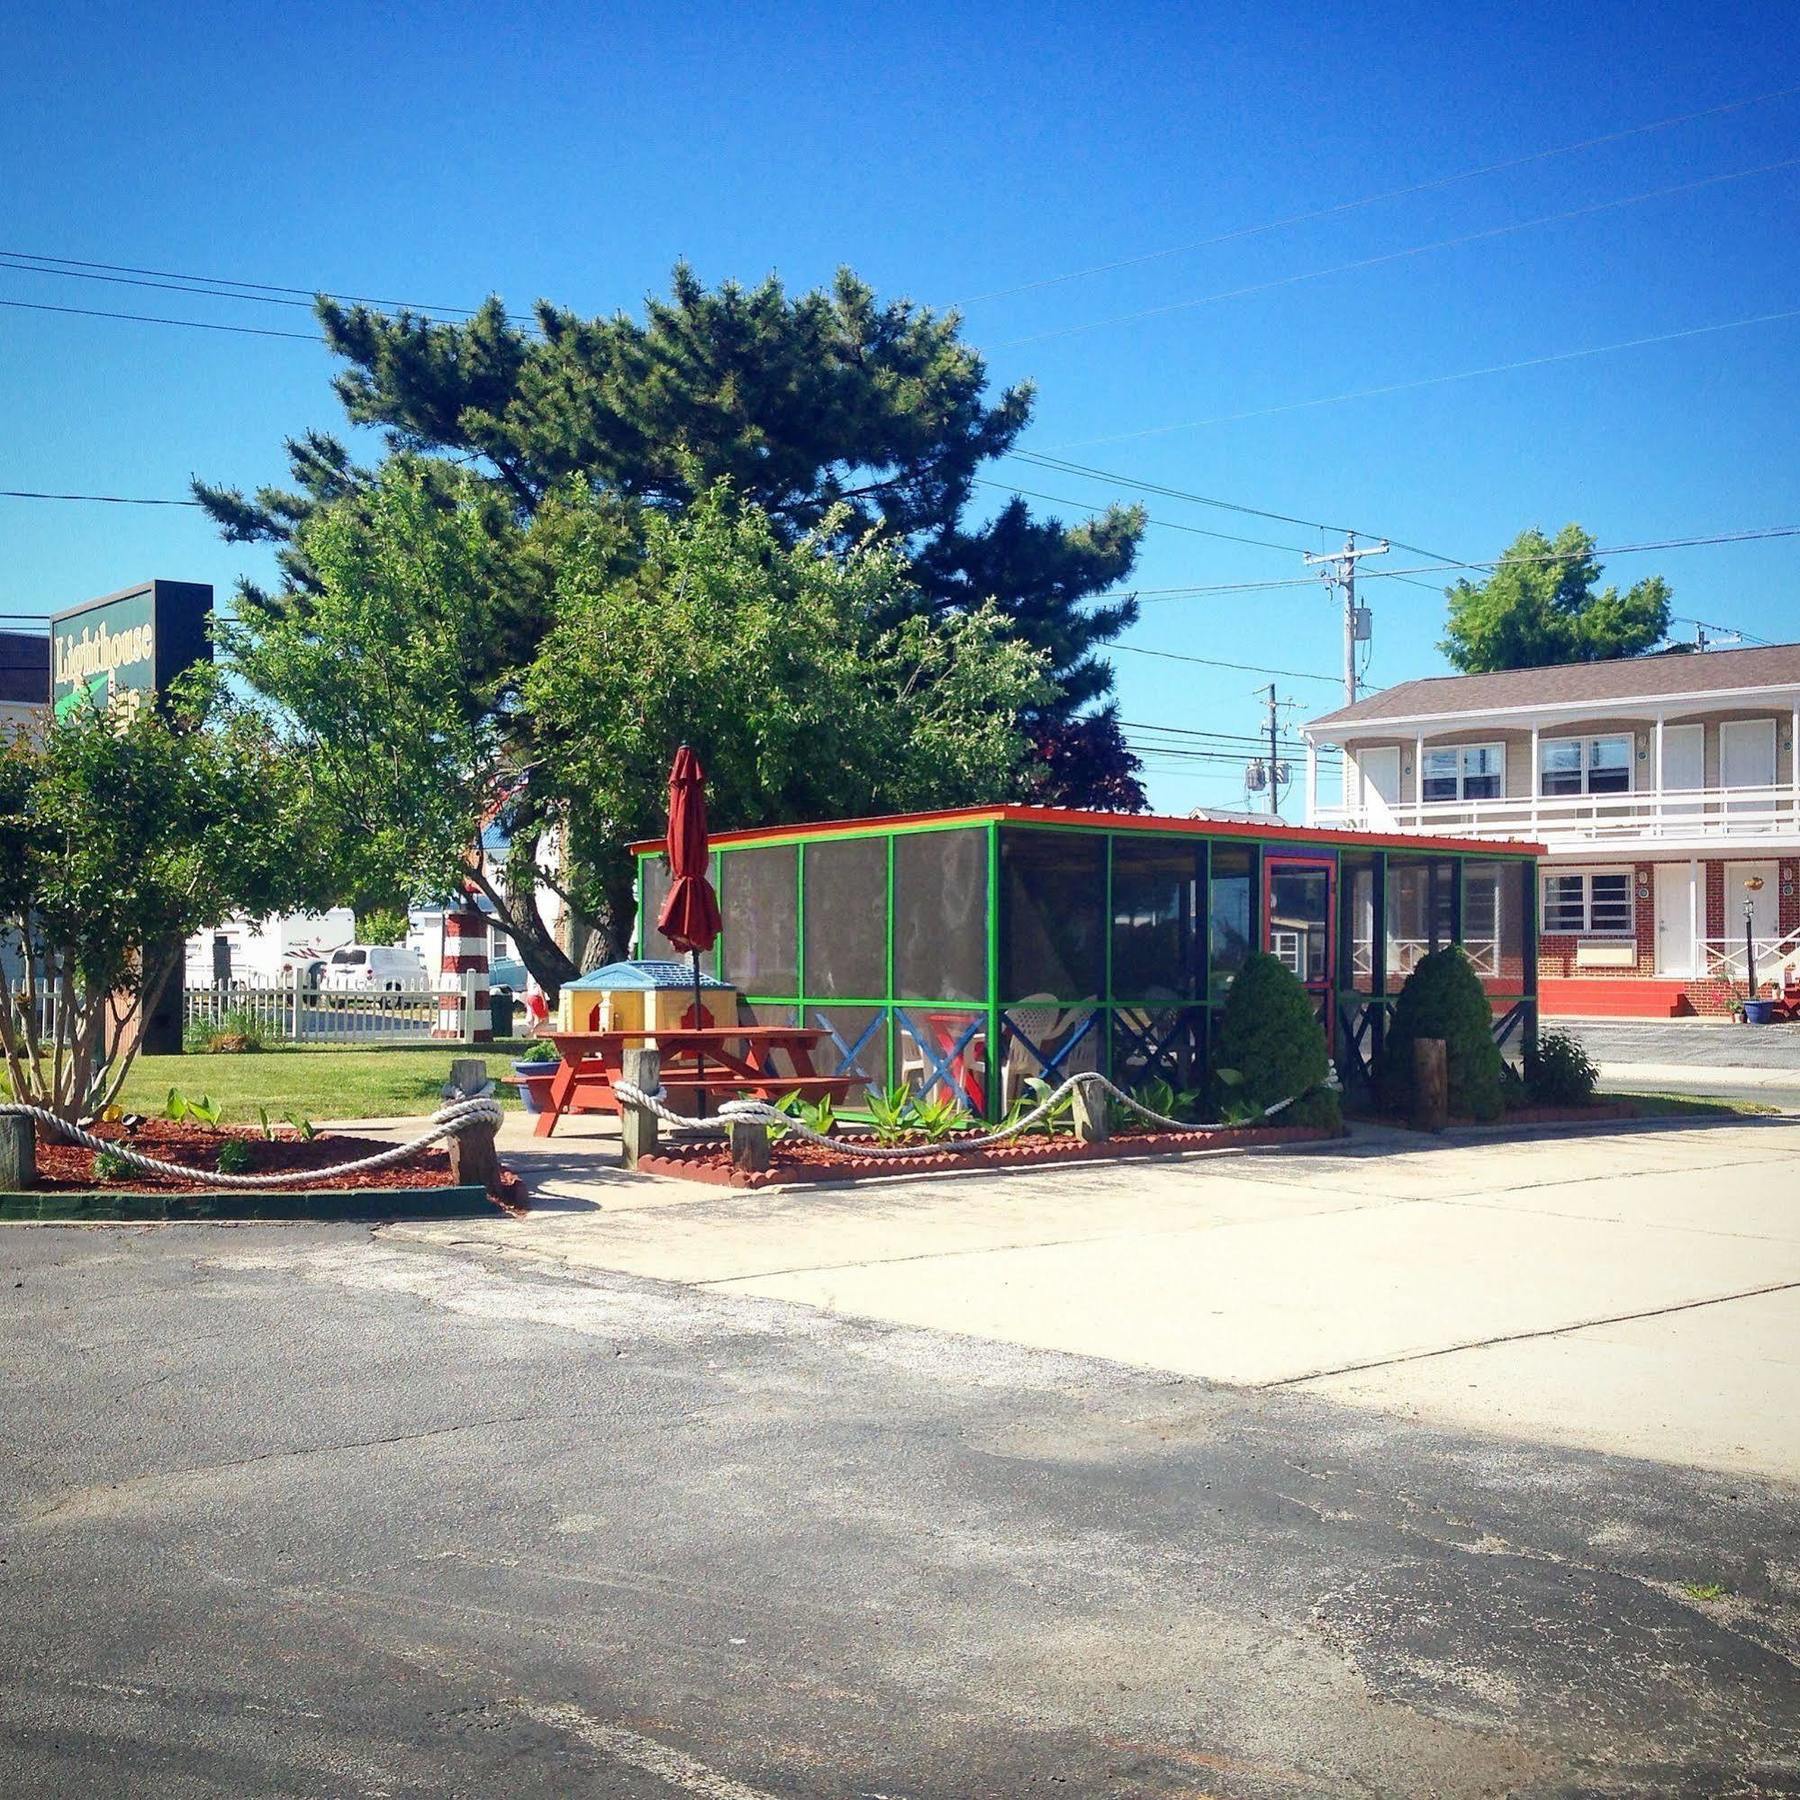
[{"x1": 511, "y1": 1038, "x2": 560, "y2": 1113}]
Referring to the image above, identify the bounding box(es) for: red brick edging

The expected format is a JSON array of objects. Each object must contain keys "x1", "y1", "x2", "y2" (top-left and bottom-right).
[{"x1": 635, "y1": 1124, "x2": 1339, "y2": 1190}]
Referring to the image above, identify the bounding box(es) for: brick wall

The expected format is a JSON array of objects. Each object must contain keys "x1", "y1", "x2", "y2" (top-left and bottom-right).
[{"x1": 1537, "y1": 861, "x2": 1656, "y2": 979}]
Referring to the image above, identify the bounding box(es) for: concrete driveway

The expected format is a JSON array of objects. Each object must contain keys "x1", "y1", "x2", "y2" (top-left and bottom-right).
[{"x1": 410, "y1": 1113, "x2": 1800, "y2": 1482}]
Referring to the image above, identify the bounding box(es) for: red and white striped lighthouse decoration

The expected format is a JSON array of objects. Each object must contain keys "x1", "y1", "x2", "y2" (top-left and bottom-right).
[{"x1": 435, "y1": 890, "x2": 491, "y2": 1041}]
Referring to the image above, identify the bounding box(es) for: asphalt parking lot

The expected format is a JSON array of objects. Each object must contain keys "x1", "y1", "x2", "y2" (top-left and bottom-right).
[{"x1": 4, "y1": 1117, "x2": 1798, "y2": 1795}]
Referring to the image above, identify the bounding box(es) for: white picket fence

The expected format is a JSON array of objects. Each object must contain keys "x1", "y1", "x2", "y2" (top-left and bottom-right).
[{"x1": 184, "y1": 973, "x2": 485, "y2": 1046}]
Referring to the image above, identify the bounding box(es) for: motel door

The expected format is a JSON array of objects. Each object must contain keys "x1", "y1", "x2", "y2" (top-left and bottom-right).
[{"x1": 1265, "y1": 857, "x2": 1335, "y2": 1034}]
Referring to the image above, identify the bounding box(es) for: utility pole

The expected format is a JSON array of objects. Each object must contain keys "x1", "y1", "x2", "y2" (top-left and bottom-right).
[
  {"x1": 1265, "y1": 683, "x2": 1280, "y2": 817},
  {"x1": 1305, "y1": 533, "x2": 1389, "y2": 705}
]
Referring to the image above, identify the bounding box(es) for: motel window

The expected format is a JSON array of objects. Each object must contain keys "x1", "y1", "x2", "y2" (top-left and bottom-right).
[
  {"x1": 1542, "y1": 870, "x2": 1633, "y2": 936},
  {"x1": 1540, "y1": 735, "x2": 1632, "y2": 798},
  {"x1": 1421, "y1": 743, "x2": 1503, "y2": 802}
]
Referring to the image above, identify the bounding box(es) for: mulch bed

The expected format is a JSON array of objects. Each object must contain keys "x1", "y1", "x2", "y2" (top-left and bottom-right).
[
  {"x1": 636, "y1": 1122, "x2": 1339, "y2": 1190},
  {"x1": 20, "y1": 1119, "x2": 527, "y2": 1213}
]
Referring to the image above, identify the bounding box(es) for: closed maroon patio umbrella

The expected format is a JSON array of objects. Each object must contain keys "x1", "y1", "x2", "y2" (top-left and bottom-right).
[{"x1": 656, "y1": 745, "x2": 722, "y2": 1103}]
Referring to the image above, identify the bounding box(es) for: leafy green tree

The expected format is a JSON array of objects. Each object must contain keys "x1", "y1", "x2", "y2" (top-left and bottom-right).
[
  {"x1": 0, "y1": 680, "x2": 328, "y2": 1121},
  {"x1": 1212, "y1": 953, "x2": 1341, "y2": 1131},
  {"x1": 224, "y1": 465, "x2": 1051, "y2": 989},
  {"x1": 1379, "y1": 947, "x2": 1505, "y2": 1122},
  {"x1": 195, "y1": 264, "x2": 1147, "y2": 815},
  {"x1": 354, "y1": 905, "x2": 410, "y2": 947},
  {"x1": 1440, "y1": 525, "x2": 1670, "y2": 672}
]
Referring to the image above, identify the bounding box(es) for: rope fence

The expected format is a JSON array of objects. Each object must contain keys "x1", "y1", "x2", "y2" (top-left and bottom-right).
[
  {"x1": 612, "y1": 1068, "x2": 1319, "y2": 1161},
  {"x1": 0, "y1": 1097, "x2": 505, "y2": 1188}
]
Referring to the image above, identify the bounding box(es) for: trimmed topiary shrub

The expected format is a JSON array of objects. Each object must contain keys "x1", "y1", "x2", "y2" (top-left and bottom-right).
[
  {"x1": 1213, "y1": 952, "x2": 1341, "y2": 1131},
  {"x1": 1380, "y1": 946, "x2": 1505, "y2": 1122},
  {"x1": 1524, "y1": 1026, "x2": 1598, "y2": 1107}
]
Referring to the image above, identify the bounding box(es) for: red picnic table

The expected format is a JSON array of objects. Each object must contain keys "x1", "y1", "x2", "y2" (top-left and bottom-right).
[{"x1": 533, "y1": 1025, "x2": 850, "y2": 1137}]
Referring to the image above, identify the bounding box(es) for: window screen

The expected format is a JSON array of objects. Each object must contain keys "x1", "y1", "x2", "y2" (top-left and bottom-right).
[
  {"x1": 1267, "y1": 862, "x2": 1331, "y2": 985},
  {"x1": 1001, "y1": 829, "x2": 1105, "y2": 1002},
  {"x1": 1342, "y1": 856, "x2": 1376, "y2": 995},
  {"x1": 1208, "y1": 845, "x2": 1256, "y2": 996},
  {"x1": 1385, "y1": 858, "x2": 1432, "y2": 986},
  {"x1": 718, "y1": 846, "x2": 798, "y2": 997},
  {"x1": 894, "y1": 829, "x2": 988, "y2": 1003},
  {"x1": 1462, "y1": 861, "x2": 1526, "y2": 982},
  {"x1": 807, "y1": 1004, "x2": 888, "y2": 1103},
  {"x1": 1111, "y1": 838, "x2": 1204, "y2": 1002},
  {"x1": 638, "y1": 855, "x2": 673, "y2": 956},
  {"x1": 803, "y1": 837, "x2": 887, "y2": 998}
]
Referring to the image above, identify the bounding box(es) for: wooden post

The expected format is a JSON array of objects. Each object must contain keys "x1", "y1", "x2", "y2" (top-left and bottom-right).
[
  {"x1": 0, "y1": 1115, "x2": 34, "y2": 1190},
  {"x1": 445, "y1": 1057, "x2": 502, "y2": 1193},
  {"x1": 1412, "y1": 1037, "x2": 1448, "y2": 1133},
  {"x1": 620, "y1": 1047, "x2": 661, "y2": 1170},
  {"x1": 729, "y1": 1119, "x2": 771, "y2": 1174},
  {"x1": 1070, "y1": 1079, "x2": 1109, "y2": 1145}
]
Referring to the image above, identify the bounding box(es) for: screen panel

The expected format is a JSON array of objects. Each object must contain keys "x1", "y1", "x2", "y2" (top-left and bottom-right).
[
  {"x1": 718, "y1": 846, "x2": 798, "y2": 997},
  {"x1": 803, "y1": 836, "x2": 887, "y2": 999},
  {"x1": 894, "y1": 829, "x2": 988, "y2": 1003},
  {"x1": 1110, "y1": 838, "x2": 1204, "y2": 1003},
  {"x1": 1001, "y1": 828, "x2": 1105, "y2": 1003}
]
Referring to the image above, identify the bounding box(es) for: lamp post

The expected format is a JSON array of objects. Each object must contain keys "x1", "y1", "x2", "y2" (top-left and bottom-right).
[{"x1": 1744, "y1": 875, "x2": 1765, "y2": 1004}]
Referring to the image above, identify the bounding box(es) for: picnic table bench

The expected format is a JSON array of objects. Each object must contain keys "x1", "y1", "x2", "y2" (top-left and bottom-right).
[{"x1": 533, "y1": 1025, "x2": 849, "y2": 1136}]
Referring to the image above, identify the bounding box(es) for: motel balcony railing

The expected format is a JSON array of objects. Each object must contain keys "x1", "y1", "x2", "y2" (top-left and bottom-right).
[
  {"x1": 1701, "y1": 927, "x2": 1800, "y2": 986},
  {"x1": 1314, "y1": 781, "x2": 1800, "y2": 845}
]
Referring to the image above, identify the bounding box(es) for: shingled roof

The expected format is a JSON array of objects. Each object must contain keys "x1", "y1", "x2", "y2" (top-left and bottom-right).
[{"x1": 1307, "y1": 641, "x2": 1800, "y2": 732}]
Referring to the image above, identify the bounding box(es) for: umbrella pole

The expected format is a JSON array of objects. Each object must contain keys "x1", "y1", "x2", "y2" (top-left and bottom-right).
[{"x1": 691, "y1": 946, "x2": 707, "y2": 1116}]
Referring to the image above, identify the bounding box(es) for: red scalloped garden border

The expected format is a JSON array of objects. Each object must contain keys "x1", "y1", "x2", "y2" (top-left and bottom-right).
[{"x1": 635, "y1": 1123, "x2": 1339, "y2": 1190}]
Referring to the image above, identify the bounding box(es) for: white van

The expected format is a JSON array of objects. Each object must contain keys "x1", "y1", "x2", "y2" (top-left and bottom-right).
[{"x1": 320, "y1": 944, "x2": 428, "y2": 995}]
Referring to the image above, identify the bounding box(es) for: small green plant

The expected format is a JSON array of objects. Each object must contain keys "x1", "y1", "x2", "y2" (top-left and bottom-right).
[
  {"x1": 164, "y1": 1089, "x2": 224, "y2": 1127},
  {"x1": 255, "y1": 1105, "x2": 278, "y2": 1141},
  {"x1": 182, "y1": 1019, "x2": 215, "y2": 1054},
  {"x1": 770, "y1": 1091, "x2": 838, "y2": 1141},
  {"x1": 1130, "y1": 1074, "x2": 1202, "y2": 1126},
  {"x1": 1682, "y1": 1581, "x2": 1728, "y2": 1602},
  {"x1": 1211, "y1": 1069, "x2": 1265, "y2": 1126},
  {"x1": 1005, "y1": 1074, "x2": 1075, "y2": 1138},
  {"x1": 908, "y1": 1089, "x2": 967, "y2": 1143},
  {"x1": 1524, "y1": 1027, "x2": 1599, "y2": 1108},
  {"x1": 519, "y1": 1038, "x2": 560, "y2": 1064},
  {"x1": 285, "y1": 1113, "x2": 318, "y2": 1140},
  {"x1": 91, "y1": 1147, "x2": 133, "y2": 1183},
  {"x1": 214, "y1": 1138, "x2": 253, "y2": 1175},
  {"x1": 864, "y1": 1084, "x2": 916, "y2": 1146}
]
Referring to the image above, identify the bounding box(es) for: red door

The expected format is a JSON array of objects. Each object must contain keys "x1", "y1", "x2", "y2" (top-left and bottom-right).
[{"x1": 1265, "y1": 858, "x2": 1335, "y2": 1035}]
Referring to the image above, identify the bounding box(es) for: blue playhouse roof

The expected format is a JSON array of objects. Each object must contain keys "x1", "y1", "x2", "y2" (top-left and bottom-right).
[{"x1": 564, "y1": 959, "x2": 733, "y2": 991}]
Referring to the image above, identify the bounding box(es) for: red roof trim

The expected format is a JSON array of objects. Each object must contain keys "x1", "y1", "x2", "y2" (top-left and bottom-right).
[{"x1": 629, "y1": 804, "x2": 1542, "y2": 859}]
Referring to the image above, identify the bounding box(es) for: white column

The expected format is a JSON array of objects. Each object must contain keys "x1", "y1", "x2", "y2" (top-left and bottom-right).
[
  {"x1": 1414, "y1": 733, "x2": 1425, "y2": 826},
  {"x1": 1791, "y1": 699, "x2": 1799, "y2": 829},
  {"x1": 1306, "y1": 738, "x2": 1318, "y2": 825},
  {"x1": 1654, "y1": 714, "x2": 1665, "y2": 838},
  {"x1": 1689, "y1": 856, "x2": 1700, "y2": 978},
  {"x1": 1530, "y1": 724, "x2": 1540, "y2": 833}
]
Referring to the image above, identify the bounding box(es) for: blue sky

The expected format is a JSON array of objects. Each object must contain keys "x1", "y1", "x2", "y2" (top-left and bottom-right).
[{"x1": 2, "y1": 0, "x2": 1796, "y2": 813}]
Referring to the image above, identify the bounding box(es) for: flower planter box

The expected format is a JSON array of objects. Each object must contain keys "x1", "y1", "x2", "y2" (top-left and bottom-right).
[{"x1": 634, "y1": 1122, "x2": 1339, "y2": 1190}]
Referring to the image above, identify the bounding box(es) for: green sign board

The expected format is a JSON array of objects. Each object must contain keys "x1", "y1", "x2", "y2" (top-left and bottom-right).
[{"x1": 50, "y1": 580, "x2": 211, "y2": 721}]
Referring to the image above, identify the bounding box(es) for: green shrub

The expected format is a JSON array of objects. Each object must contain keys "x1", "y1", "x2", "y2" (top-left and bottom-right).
[
  {"x1": 92, "y1": 1147, "x2": 133, "y2": 1183},
  {"x1": 519, "y1": 1038, "x2": 560, "y2": 1064},
  {"x1": 1524, "y1": 1027, "x2": 1598, "y2": 1107},
  {"x1": 1380, "y1": 947, "x2": 1505, "y2": 1122},
  {"x1": 1212, "y1": 953, "x2": 1340, "y2": 1131}
]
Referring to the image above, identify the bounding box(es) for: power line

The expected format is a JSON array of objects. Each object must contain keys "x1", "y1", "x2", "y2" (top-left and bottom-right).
[
  {"x1": 1059, "y1": 305, "x2": 1800, "y2": 447},
  {"x1": 0, "y1": 296, "x2": 320, "y2": 342},
  {"x1": 0, "y1": 487, "x2": 204, "y2": 506},
  {"x1": 969, "y1": 474, "x2": 1307, "y2": 553},
  {"x1": 1008, "y1": 449, "x2": 1462, "y2": 573},
  {"x1": 952, "y1": 83, "x2": 1800, "y2": 305},
  {"x1": 1110, "y1": 642, "x2": 1353, "y2": 687},
  {"x1": 995, "y1": 157, "x2": 1800, "y2": 348},
  {"x1": 0, "y1": 248, "x2": 500, "y2": 321}
]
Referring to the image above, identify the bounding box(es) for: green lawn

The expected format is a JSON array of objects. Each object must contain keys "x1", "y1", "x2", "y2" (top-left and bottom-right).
[
  {"x1": 115, "y1": 1043, "x2": 531, "y2": 1126},
  {"x1": 1611, "y1": 1090, "x2": 1780, "y2": 1119}
]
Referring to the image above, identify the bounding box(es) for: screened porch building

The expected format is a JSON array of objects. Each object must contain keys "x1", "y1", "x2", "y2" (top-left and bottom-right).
[{"x1": 633, "y1": 806, "x2": 1541, "y2": 1119}]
